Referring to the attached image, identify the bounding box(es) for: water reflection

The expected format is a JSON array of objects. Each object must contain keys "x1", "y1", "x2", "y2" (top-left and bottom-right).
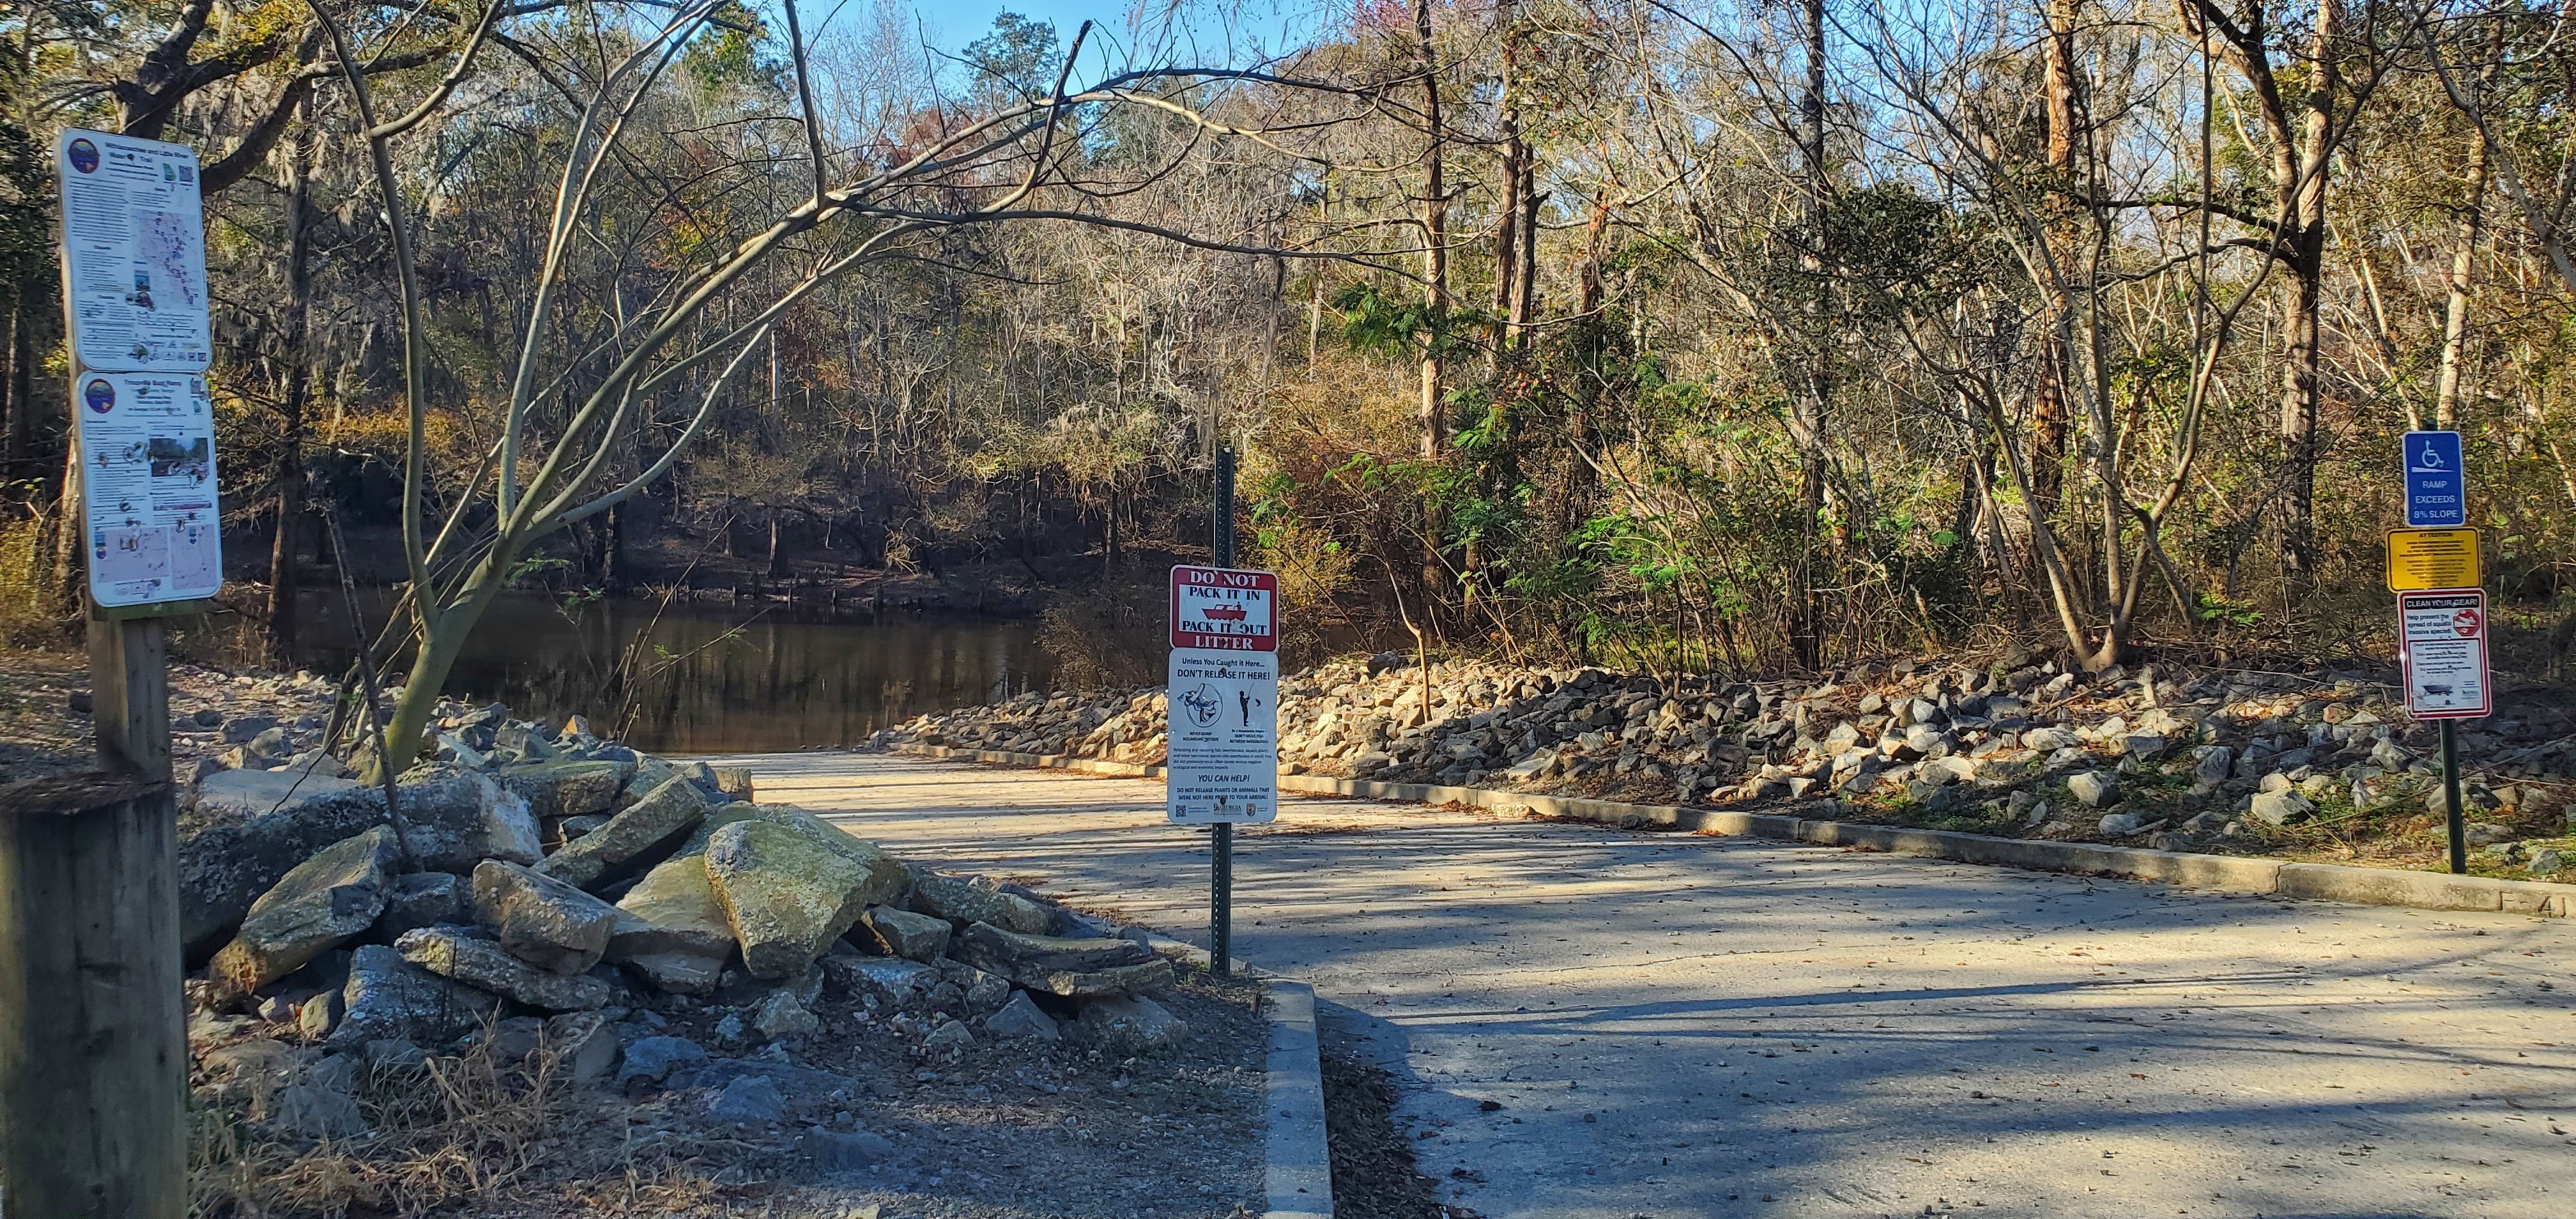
[{"x1": 222, "y1": 591, "x2": 1053, "y2": 755}]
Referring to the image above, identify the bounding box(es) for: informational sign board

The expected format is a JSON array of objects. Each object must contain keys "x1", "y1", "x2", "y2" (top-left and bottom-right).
[
  {"x1": 1164, "y1": 647, "x2": 1280, "y2": 824},
  {"x1": 2403, "y1": 430, "x2": 2467, "y2": 528},
  {"x1": 2385, "y1": 527, "x2": 2481, "y2": 592},
  {"x1": 75, "y1": 373, "x2": 222, "y2": 605},
  {"x1": 1170, "y1": 565, "x2": 1278, "y2": 652},
  {"x1": 1167, "y1": 564, "x2": 1280, "y2": 824},
  {"x1": 2398, "y1": 589, "x2": 2491, "y2": 719},
  {"x1": 58, "y1": 130, "x2": 213, "y2": 374},
  {"x1": 57, "y1": 128, "x2": 220, "y2": 608}
]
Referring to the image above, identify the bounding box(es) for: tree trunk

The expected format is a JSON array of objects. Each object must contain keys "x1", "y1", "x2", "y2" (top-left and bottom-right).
[
  {"x1": 2277, "y1": 0, "x2": 2339, "y2": 587},
  {"x1": 1491, "y1": 0, "x2": 1524, "y2": 368},
  {"x1": 1414, "y1": 0, "x2": 1449, "y2": 598},
  {"x1": 2028, "y1": 0, "x2": 2081, "y2": 528},
  {"x1": 1414, "y1": 0, "x2": 1446, "y2": 457},
  {"x1": 2434, "y1": 122, "x2": 2488, "y2": 430},
  {"x1": 605, "y1": 499, "x2": 629, "y2": 592},
  {"x1": 265, "y1": 108, "x2": 318, "y2": 666},
  {"x1": 1, "y1": 297, "x2": 19, "y2": 471},
  {"x1": 1789, "y1": 0, "x2": 1830, "y2": 671}
]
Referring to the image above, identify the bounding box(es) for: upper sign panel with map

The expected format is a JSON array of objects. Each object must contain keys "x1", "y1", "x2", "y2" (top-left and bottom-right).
[{"x1": 57, "y1": 128, "x2": 211, "y2": 373}]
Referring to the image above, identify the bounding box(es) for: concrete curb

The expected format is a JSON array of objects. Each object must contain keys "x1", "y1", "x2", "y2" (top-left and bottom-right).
[
  {"x1": 1064, "y1": 907, "x2": 1326, "y2": 1215},
  {"x1": 895, "y1": 744, "x2": 2576, "y2": 918},
  {"x1": 1261, "y1": 980, "x2": 1333, "y2": 1219}
]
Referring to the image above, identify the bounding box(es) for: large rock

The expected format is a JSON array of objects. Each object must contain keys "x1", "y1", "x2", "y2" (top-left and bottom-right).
[
  {"x1": 187, "y1": 769, "x2": 365, "y2": 822},
  {"x1": 617, "y1": 1034, "x2": 707, "y2": 1089},
  {"x1": 178, "y1": 765, "x2": 538, "y2": 963},
  {"x1": 328, "y1": 944, "x2": 504, "y2": 1049},
  {"x1": 908, "y1": 871, "x2": 1052, "y2": 934},
  {"x1": 496, "y1": 759, "x2": 634, "y2": 820},
  {"x1": 535, "y1": 774, "x2": 707, "y2": 888},
  {"x1": 707, "y1": 1074, "x2": 786, "y2": 1124},
  {"x1": 180, "y1": 786, "x2": 397, "y2": 963},
  {"x1": 389, "y1": 765, "x2": 543, "y2": 872},
  {"x1": 820, "y1": 955, "x2": 939, "y2": 1009},
  {"x1": 985, "y1": 990, "x2": 1061, "y2": 1040},
  {"x1": 209, "y1": 826, "x2": 402, "y2": 997},
  {"x1": 472, "y1": 860, "x2": 620, "y2": 974},
  {"x1": 609, "y1": 853, "x2": 736, "y2": 994},
  {"x1": 621, "y1": 949, "x2": 724, "y2": 995},
  {"x1": 379, "y1": 871, "x2": 468, "y2": 939},
  {"x1": 855, "y1": 905, "x2": 951, "y2": 962},
  {"x1": 703, "y1": 821, "x2": 900, "y2": 980},
  {"x1": 953, "y1": 921, "x2": 1172, "y2": 998},
  {"x1": 1071, "y1": 994, "x2": 1188, "y2": 1052},
  {"x1": 616, "y1": 755, "x2": 683, "y2": 812},
  {"x1": 687, "y1": 804, "x2": 907, "y2": 891},
  {"x1": 395, "y1": 926, "x2": 614, "y2": 1011}
]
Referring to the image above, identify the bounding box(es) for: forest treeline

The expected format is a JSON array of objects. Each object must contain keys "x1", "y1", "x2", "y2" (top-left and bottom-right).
[{"x1": 1, "y1": 0, "x2": 2572, "y2": 693}]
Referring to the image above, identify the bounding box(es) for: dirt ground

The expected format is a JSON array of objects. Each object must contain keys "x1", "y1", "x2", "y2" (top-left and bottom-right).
[
  {"x1": 190, "y1": 962, "x2": 1269, "y2": 1218},
  {"x1": 1318, "y1": 1044, "x2": 1445, "y2": 1219}
]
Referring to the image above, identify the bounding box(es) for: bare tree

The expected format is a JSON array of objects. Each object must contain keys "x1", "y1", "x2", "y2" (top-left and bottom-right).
[{"x1": 319, "y1": 0, "x2": 1400, "y2": 770}]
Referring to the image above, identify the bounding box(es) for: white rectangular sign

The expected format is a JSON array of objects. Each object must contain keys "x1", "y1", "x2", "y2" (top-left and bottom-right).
[
  {"x1": 2398, "y1": 589, "x2": 2491, "y2": 719},
  {"x1": 1165, "y1": 647, "x2": 1278, "y2": 824},
  {"x1": 57, "y1": 130, "x2": 213, "y2": 374},
  {"x1": 77, "y1": 372, "x2": 222, "y2": 606},
  {"x1": 59, "y1": 128, "x2": 220, "y2": 609}
]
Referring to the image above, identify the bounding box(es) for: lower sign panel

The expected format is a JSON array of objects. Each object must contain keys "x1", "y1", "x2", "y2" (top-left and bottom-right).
[
  {"x1": 1166, "y1": 648, "x2": 1278, "y2": 824},
  {"x1": 2398, "y1": 589, "x2": 2490, "y2": 719}
]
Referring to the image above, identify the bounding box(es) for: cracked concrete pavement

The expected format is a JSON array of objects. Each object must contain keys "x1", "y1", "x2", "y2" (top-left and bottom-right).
[{"x1": 712, "y1": 751, "x2": 2576, "y2": 1218}]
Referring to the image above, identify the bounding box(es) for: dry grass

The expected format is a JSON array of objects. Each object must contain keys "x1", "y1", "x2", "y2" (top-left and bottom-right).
[
  {"x1": 0, "y1": 512, "x2": 66, "y2": 650},
  {"x1": 187, "y1": 1028, "x2": 727, "y2": 1219}
]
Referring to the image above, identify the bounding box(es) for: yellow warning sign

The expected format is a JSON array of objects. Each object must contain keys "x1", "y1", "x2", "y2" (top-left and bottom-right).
[{"x1": 2386, "y1": 528, "x2": 2481, "y2": 592}]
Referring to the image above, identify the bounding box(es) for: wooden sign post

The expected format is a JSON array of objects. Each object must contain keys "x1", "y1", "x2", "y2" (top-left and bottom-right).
[{"x1": 0, "y1": 127, "x2": 216, "y2": 1219}]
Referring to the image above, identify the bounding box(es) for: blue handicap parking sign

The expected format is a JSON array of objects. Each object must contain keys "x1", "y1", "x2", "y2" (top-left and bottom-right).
[{"x1": 2404, "y1": 430, "x2": 2465, "y2": 528}]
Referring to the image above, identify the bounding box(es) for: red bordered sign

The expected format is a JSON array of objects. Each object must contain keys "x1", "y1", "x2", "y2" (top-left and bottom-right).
[
  {"x1": 2397, "y1": 588, "x2": 2491, "y2": 719},
  {"x1": 1170, "y1": 565, "x2": 1278, "y2": 652}
]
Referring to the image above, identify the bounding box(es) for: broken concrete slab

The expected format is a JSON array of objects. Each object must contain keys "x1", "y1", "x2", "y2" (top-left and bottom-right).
[
  {"x1": 535, "y1": 774, "x2": 708, "y2": 888},
  {"x1": 394, "y1": 925, "x2": 615, "y2": 1011},
  {"x1": 209, "y1": 825, "x2": 402, "y2": 997},
  {"x1": 471, "y1": 859, "x2": 620, "y2": 974}
]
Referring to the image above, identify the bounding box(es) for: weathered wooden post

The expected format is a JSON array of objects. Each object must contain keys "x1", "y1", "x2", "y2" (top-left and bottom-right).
[
  {"x1": 4, "y1": 126, "x2": 217, "y2": 1219},
  {"x1": 0, "y1": 770, "x2": 188, "y2": 1219}
]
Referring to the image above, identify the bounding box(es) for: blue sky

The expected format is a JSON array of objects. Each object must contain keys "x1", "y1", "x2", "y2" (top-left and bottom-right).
[{"x1": 920, "y1": 0, "x2": 1330, "y2": 59}]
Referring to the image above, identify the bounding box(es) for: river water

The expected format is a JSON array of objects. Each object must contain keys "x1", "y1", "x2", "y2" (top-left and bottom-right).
[{"x1": 218, "y1": 592, "x2": 1055, "y2": 755}]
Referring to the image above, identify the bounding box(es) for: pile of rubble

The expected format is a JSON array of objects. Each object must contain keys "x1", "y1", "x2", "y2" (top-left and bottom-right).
[
  {"x1": 879, "y1": 652, "x2": 2576, "y2": 870},
  {"x1": 182, "y1": 696, "x2": 1193, "y2": 1147}
]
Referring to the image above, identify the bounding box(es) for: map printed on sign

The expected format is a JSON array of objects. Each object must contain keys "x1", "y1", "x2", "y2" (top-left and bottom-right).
[
  {"x1": 2397, "y1": 589, "x2": 2490, "y2": 719},
  {"x1": 57, "y1": 129, "x2": 212, "y2": 374},
  {"x1": 1170, "y1": 565, "x2": 1278, "y2": 651},
  {"x1": 77, "y1": 372, "x2": 222, "y2": 606}
]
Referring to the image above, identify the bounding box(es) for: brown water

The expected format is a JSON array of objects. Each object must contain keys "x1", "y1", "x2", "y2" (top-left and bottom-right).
[{"x1": 222, "y1": 591, "x2": 1055, "y2": 754}]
